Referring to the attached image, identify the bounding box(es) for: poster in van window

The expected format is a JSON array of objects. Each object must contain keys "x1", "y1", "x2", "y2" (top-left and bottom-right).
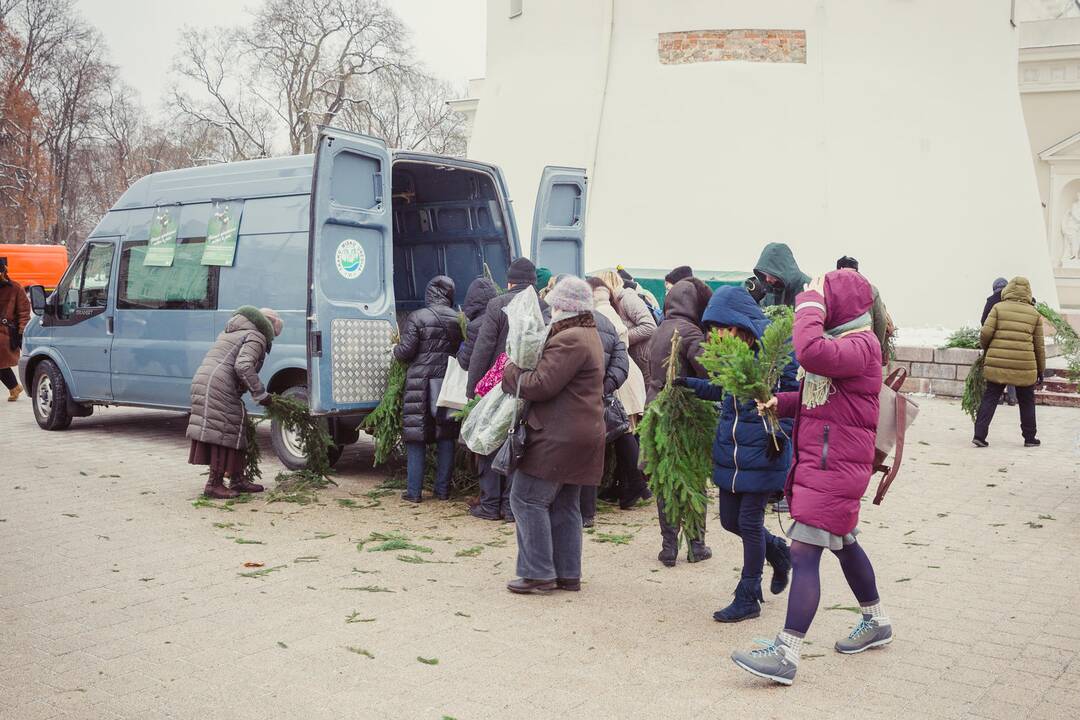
[
  {"x1": 201, "y1": 200, "x2": 243, "y2": 266},
  {"x1": 143, "y1": 206, "x2": 180, "y2": 267}
]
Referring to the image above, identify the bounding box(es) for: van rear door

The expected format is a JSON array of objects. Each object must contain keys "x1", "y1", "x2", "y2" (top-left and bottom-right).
[
  {"x1": 530, "y1": 166, "x2": 588, "y2": 277},
  {"x1": 307, "y1": 127, "x2": 396, "y2": 415}
]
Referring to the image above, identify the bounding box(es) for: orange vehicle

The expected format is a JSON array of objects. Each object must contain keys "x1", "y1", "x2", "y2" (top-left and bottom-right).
[{"x1": 0, "y1": 244, "x2": 68, "y2": 291}]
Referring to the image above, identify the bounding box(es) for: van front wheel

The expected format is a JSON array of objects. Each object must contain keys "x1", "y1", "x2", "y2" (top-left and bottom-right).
[
  {"x1": 32, "y1": 360, "x2": 73, "y2": 431},
  {"x1": 269, "y1": 385, "x2": 344, "y2": 470}
]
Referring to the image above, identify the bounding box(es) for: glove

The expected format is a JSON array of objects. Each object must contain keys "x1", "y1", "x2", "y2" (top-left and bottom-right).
[
  {"x1": 766, "y1": 435, "x2": 787, "y2": 462},
  {"x1": 1037, "y1": 373, "x2": 1044, "y2": 385},
  {"x1": 257, "y1": 394, "x2": 274, "y2": 408},
  {"x1": 671, "y1": 377, "x2": 688, "y2": 388}
]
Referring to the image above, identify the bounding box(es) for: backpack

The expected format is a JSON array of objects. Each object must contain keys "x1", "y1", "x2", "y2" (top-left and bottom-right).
[
  {"x1": 638, "y1": 290, "x2": 663, "y2": 324},
  {"x1": 872, "y1": 368, "x2": 919, "y2": 505}
]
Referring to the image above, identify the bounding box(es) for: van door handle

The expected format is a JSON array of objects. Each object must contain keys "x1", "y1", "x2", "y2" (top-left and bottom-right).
[
  {"x1": 106, "y1": 316, "x2": 114, "y2": 334},
  {"x1": 373, "y1": 172, "x2": 383, "y2": 205}
]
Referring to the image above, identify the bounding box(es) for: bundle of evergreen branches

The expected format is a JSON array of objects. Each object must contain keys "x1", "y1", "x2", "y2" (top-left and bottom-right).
[
  {"x1": 698, "y1": 305, "x2": 794, "y2": 448},
  {"x1": 360, "y1": 359, "x2": 408, "y2": 465},
  {"x1": 943, "y1": 327, "x2": 980, "y2": 350},
  {"x1": 451, "y1": 395, "x2": 480, "y2": 423},
  {"x1": 961, "y1": 354, "x2": 986, "y2": 423},
  {"x1": 638, "y1": 331, "x2": 717, "y2": 547},
  {"x1": 241, "y1": 395, "x2": 337, "y2": 504},
  {"x1": 1037, "y1": 302, "x2": 1080, "y2": 383}
]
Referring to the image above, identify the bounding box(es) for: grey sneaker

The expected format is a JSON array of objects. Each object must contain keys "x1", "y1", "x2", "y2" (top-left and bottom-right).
[
  {"x1": 730, "y1": 636, "x2": 799, "y2": 685},
  {"x1": 835, "y1": 615, "x2": 893, "y2": 654}
]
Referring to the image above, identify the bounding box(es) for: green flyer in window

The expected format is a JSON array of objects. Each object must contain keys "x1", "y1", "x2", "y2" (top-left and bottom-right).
[
  {"x1": 202, "y1": 200, "x2": 243, "y2": 266},
  {"x1": 143, "y1": 207, "x2": 179, "y2": 267}
]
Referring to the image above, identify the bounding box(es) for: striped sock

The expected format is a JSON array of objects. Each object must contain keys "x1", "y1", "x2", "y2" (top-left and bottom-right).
[
  {"x1": 779, "y1": 630, "x2": 804, "y2": 658},
  {"x1": 862, "y1": 602, "x2": 890, "y2": 626}
]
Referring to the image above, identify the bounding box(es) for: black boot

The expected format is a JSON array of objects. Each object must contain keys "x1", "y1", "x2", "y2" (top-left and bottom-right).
[
  {"x1": 687, "y1": 513, "x2": 711, "y2": 563},
  {"x1": 713, "y1": 577, "x2": 763, "y2": 623},
  {"x1": 657, "y1": 499, "x2": 678, "y2": 567},
  {"x1": 764, "y1": 535, "x2": 792, "y2": 595}
]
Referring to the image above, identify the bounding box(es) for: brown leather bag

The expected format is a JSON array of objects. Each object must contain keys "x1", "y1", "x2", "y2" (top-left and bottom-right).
[{"x1": 873, "y1": 368, "x2": 919, "y2": 505}]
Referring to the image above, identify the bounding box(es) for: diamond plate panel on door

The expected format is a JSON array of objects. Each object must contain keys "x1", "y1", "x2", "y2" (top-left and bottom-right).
[{"x1": 330, "y1": 319, "x2": 396, "y2": 404}]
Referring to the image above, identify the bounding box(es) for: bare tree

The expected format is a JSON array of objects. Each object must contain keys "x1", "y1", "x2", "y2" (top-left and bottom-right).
[
  {"x1": 171, "y1": 27, "x2": 275, "y2": 160},
  {"x1": 340, "y1": 69, "x2": 467, "y2": 156}
]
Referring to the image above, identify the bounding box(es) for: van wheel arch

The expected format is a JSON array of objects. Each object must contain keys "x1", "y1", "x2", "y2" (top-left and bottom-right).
[{"x1": 268, "y1": 383, "x2": 345, "y2": 470}]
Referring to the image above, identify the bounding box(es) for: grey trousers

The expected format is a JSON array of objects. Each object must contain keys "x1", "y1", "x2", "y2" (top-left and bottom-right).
[
  {"x1": 477, "y1": 453, "x2": 513, "y2": 519},
  {"x1": 509, "y1": 469, "x2": 583, "y2": 581}
]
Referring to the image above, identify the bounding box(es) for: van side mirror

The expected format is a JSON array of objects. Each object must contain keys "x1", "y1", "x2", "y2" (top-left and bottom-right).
[{"x1": 28, "y1": 285, "x2": 47, "y2": 315}]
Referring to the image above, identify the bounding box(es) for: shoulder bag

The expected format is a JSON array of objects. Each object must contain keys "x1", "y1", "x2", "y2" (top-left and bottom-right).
[
  {"x1": 491, "y1": 372, "x2": 529, "y2": 476},
  {"x1": 604, "y1": 394, "x2": 630, "y2": 443},
  {"x1": 872, "y1": 367, "x2": 920, "y2": 505}
]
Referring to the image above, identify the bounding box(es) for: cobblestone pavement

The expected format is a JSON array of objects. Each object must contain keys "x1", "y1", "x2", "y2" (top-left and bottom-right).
[{"x1": 1, "y1": 397, "x2": 1078, "y2": 720}]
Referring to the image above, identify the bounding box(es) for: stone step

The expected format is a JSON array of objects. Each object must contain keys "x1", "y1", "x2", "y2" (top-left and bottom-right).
[
  {"x1": 1035, "y1": 390, "x2": 1080, "y2": 408},
  {"x1": 1039, "y1": 379, "x2": 1077, "y2": 394}
]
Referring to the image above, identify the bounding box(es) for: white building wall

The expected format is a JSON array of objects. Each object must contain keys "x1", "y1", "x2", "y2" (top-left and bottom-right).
[{"x1": 471, "y1": 0, "x2": 1058, "y2": 327}]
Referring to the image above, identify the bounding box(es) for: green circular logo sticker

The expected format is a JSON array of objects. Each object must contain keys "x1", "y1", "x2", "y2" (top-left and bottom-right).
[{"x1": 335, "y1": 239, "x2": 366, "y2": 279}]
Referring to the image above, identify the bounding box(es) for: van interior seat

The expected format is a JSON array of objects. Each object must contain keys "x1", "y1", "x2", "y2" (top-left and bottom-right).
[{"x1": 391, "y1": 161, "x2": 512, "y2": 314}]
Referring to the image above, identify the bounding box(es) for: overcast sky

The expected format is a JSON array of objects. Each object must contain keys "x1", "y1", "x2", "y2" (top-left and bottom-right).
[{"x1": 76, "y1": 0, "x2": 487, "y2": 110}]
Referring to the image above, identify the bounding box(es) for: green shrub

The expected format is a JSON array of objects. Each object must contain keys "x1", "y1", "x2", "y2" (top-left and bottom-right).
[{"x1": 943, "y1": 327, "x2": 980, "y2": 350}]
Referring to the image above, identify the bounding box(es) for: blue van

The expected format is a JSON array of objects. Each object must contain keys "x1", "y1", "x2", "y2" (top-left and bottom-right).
[{"x1": 20, "y1": 128, "x2": 588, "y2": 467}]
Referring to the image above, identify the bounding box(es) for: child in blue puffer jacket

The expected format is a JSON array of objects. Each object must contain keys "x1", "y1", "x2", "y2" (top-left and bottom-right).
[{"x1": 680, "y1": 286, "x2": 798, "y2": 623}]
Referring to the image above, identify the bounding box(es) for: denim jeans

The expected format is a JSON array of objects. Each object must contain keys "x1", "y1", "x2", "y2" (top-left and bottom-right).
[
  {"x1": 405, "y1": 440, "x2": 455, "y2": 499},
  {"x1": 509, "y1": 470, "x2": 582, "y2": 581},
  {"x1": 717, "y1": 488, "x2": 777, "y2": 580}
]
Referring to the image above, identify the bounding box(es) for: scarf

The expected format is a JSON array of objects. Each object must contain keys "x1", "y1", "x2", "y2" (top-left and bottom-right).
[{"x1": 799, "y1": 311, "x2": 872, "y2": 408}]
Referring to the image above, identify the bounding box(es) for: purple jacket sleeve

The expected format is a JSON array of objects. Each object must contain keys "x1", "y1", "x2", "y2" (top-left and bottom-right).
[
  {"x1": 775, "y1": 391, "x2": 800, "y2": 419},
  {"x1": 792, "y1": 290, "x2": 869, "y2": 380}
]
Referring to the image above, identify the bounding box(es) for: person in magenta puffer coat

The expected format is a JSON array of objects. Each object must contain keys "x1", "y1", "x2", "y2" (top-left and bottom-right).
[{"x1": 731, "y1": 269, "x2": 891, "y2": 686}]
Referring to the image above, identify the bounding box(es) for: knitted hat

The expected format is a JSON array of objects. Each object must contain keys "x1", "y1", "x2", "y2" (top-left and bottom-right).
[
  {"x1": 992, "y1": 277, "x2": 1008, "y2": 293},
  {"x1": 535, "y1": 266, "x2": 552, "y2": 292},
  {"x1": 546, "y1": 276, "x2": 595, "y2": 313},
  {"x1": 507, "y1": 257, "x2": 537, "y2": 285},
  {"x1": 836, "y1": 256, "x2": 859, "y2": 271},
  {"x1": 260, "y1": 307, "x2": 284, "y2": 337},
  {"x1": 664, "y1": 265, "x2": 693, "y2": 285}
]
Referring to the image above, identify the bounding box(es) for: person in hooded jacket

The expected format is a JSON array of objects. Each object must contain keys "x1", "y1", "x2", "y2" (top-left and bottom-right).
[
  {"x1": 973, "y1": 276, "x2": 1044, "y2": 449},
  {"x1": 980, "y1": 277, "x2": 1017, "y2": 406},
  {"x1": 393, "y1": 276, "x2": 463, "y2": 503},
  {"x1": 188, "y1": 306, "x2": 283, "y2": 499},
  {"x1": 456, "y1": 277, "x2": 499, "y2": 373},
  {"x1": 753, "y1": 243, "x2": 811, "y2": 308},
  {"x1": 679, "y1": 286, "x2": 797, "y2": 623},
  {"x1": 731, "y1": 270, "x2": 889, "y2": 686},
  {"x1": 467, "y1": 257, "x2": 551, "y2": 521},
  {"x1": 645, "y1": 277, "x2": 714, "y2": 566}
]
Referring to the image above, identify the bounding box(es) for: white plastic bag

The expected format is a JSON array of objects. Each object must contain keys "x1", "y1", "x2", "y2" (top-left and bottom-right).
[
  {"x1": 461, "y1": 287, "x2": 548, "y2": 455},
  {"x1": 436, "y1": 357, "x2": 469, "y2": 410}
]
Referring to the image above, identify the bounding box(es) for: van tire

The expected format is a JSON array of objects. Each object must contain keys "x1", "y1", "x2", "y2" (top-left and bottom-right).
[
  {"x1": 32, "y1": 360, "x2": 73, "y2": 431},
  {"x1": 270, "y1": 385, "x2": 344, "y2": 470}
]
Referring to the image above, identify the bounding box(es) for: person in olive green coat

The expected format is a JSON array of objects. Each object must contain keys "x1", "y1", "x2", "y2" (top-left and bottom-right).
[{"x1": 973, "y1": 277, "x2": 1044, "y2": 448}]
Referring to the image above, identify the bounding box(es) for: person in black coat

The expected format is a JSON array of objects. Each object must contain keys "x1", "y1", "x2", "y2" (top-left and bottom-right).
[
  {"x1": 981, "y1": 277, "x2": 1017, "y2": 406},
  {"x1": 393, "y1": 276, "x2": 462, "y2": 503},
  {"x1": 466, "y1": 258, "x2": 550, "y2": 521},
  {"x1": 457, "y1": 277, "x2": 498, "y2": 371}
]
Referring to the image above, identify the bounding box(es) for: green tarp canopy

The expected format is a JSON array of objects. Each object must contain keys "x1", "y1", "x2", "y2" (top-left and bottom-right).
[{"x1": 590, "y1": 267, "x2": 748, "y2": 306}]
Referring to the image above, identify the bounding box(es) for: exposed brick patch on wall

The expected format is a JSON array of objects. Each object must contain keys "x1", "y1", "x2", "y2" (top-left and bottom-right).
[{"x1": 658, "y1": 29, "x2": 806, "y2": 65}]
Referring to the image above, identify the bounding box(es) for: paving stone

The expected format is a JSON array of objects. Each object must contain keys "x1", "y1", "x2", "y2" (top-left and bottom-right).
[{"x1": 2, "y1": 399, "x2": 1078, "y2": 718}]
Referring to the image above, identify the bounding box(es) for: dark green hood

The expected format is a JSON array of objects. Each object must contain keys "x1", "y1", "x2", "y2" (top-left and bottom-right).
[
  {"x1": 753, "y1": 243, "x2": 810, "y2": 307},
  {"x1": 234, "y1": 305, "x2": 275, "y2": 349}
]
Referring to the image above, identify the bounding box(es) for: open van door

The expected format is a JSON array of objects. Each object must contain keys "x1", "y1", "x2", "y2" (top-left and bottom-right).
[
  {"x1": 308, "y1": 127, "x2": 396, "y2": 415},
  {"x1": 530, "y1": 166, "x2": 587, "y2": 277}
]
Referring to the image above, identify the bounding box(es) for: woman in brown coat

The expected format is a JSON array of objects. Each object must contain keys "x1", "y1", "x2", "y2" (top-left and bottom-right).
[
  {"x1": 187, "y1": 306, "x2": 282, "y2": 498},
  {"x1": 973, "y1": 277, "x2": 1044, "y2": 448},
  {"x1": 0, "y1": 258, "x2": 31, "y2": 401},
  {"x1": 501, "y1": 277, "x2": 605, "y2": 594}
]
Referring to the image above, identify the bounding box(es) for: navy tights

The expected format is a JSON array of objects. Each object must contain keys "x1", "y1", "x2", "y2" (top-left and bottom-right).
[{"x1": 784, "y1": 540, "x2": 879, "y2": 634}]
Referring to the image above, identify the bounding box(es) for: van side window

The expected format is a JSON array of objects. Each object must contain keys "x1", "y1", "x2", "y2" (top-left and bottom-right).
[
  {"x1": 53, "y1": 242, "x2": 114, "y2": 321},
  {"x1": 118, "y1": 238, "x2": 219, "y2": 310}
]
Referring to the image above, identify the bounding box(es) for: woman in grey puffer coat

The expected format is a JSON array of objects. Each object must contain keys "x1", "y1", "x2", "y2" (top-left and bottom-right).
[
  {"x1": 187, "y1": 306, "x2": 282, "y2": 499},
  {"x1": 394, "y1": 276, "x2": 462, "y2": 503}
]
